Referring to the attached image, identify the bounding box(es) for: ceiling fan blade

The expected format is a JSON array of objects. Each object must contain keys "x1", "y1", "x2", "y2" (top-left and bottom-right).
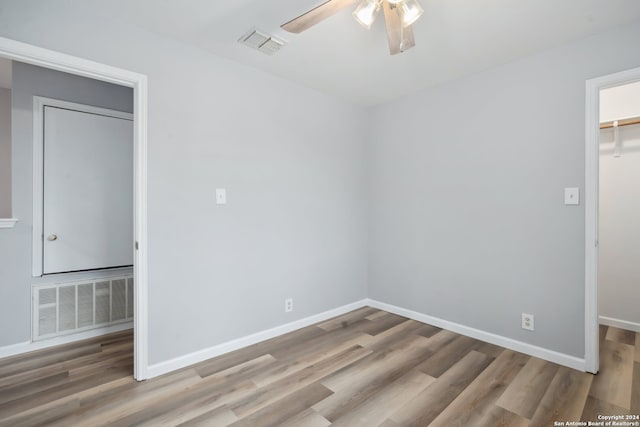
[
  {"x1": 281, "y1": 0, "x2": 357, "y2": 33},
  {"x1": 382, "y1": 1, "x2": 416, "y2": 55}
]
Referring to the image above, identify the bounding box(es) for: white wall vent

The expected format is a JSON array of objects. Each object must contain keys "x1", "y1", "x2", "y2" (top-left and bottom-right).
[
  {"x1": 32, "y1": 275, "x2": 133, "y2": 341},
  {"x1": 239, "y1": 28, "x2": 286, "y2": 55}
]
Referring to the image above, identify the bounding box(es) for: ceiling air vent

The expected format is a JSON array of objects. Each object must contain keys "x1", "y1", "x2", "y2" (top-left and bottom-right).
[{"x1": 239, "y1": 28, "x2": 285, "y2": 56}]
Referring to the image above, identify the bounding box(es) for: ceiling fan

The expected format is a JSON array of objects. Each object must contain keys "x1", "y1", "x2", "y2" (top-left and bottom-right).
[{"x1": 281, "y1": 0, "x2": 424, "y2": 55}]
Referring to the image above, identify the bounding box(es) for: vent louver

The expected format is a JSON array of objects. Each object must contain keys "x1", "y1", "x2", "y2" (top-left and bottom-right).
[
  {"x1": 33, "y1": 275, "x2": 133, "y2": 341},
  {"x1": 239, "y1": 28, "x2": 286, "y2": 55}
]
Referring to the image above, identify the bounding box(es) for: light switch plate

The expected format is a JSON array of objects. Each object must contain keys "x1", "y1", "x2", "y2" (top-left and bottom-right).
[
  {"x1": 216, "y1": 188, "x2": 226, "y2": 205},
  {"x1": 564, "y1": 188, "x2": 579, "y2": 205}
]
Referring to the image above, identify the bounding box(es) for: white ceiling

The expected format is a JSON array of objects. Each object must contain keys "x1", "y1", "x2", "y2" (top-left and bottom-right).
[{"x1": 83, "y1": 0, "x2": 640, "y2": 106}]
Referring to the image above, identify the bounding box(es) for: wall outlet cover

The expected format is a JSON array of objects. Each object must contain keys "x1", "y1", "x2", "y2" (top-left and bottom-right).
[{"x1": 522, "y1": 312, "x2": 534, "y2": 331}]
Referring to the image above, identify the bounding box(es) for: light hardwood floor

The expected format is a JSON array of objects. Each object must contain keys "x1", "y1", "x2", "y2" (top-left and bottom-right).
[{"x1": 0, "y1": 307, "x2": 638, "y2": 426}]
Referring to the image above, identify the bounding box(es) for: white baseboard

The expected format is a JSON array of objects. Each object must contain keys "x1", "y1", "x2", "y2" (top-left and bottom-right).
[
  {"x1": 137, "y1": 297, "x2": 592, "y2": 378},
  {"x1": 599, "y1": 316, "x2": 640, "y2": 333},
  {"x1": 146, "y1": 299, "x2": 369, "y2": 379},
  {"x1": 0, "y1": 322, "x2": 133, "y2": 360},
  {"x1": 365, "y1": 299, "x2": 587, "y2": 372}
]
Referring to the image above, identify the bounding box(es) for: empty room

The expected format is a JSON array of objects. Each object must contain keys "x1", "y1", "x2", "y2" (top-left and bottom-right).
[{"x1": 0, "y1": 1, "x2": 639, "y2": 426}]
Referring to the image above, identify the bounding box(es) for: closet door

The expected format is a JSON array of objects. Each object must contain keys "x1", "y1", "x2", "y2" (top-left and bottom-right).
[{"x1": 43, "y1": 106, "x2": 133, "y2": 274}]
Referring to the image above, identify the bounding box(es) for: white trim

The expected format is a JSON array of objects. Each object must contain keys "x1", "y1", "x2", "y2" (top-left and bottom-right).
[
  {"x1": 133, "y1": 77, "x2": 149, "y2": 381},
  {"x1": 0, "y1": 36, "x2": 149, "y2": 380},
  {"x1": 585, "y1": 77, "x2": 600, "y2": 374},
  {"x1": 148, "y1": 296, "x2": 591, "y2": 379},
  {"x1": 146, "y1": 299, "x2": 368, "y2": 379},
  {"x1": 599, "y1": 316, "x2": 640, "y2": 333},
  {"x1": 36, "y1": 97, "x2": 133, "y2": 120},
  {"x1": 0, "y1": 218, "x2": 18, "y2": 228},
  {"x1": 585, "y1": 65, "x2": 640, "y2": 375},
  {"x1": 0, "y1": 323, "x2": 132, "y2": 360},
  {"x1": 32, "y1": 96, "x2": 43, "y2": 276},
  {"x1": 31, "y1": 96, "x2": 134, "y2": 277},
  {"x1": 366, "y1": 299, "x2": 587, "y2": 372}
]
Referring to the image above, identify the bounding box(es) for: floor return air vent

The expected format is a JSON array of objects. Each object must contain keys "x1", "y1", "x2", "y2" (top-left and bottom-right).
[{"x1": 32, "y1": 275, "x2": 133, "y2": 341}]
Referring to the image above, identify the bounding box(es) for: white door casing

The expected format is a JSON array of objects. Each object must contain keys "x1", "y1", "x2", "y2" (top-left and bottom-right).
[
  {"x1": 41, "y1": 102, "x2": 133, "y2": 274},
  {"x1": 0, "y1": 34, "x2": 150, "y2": 380},
  {"x1": 585, "y1": 65, "x2": 640, "y2": 374}
]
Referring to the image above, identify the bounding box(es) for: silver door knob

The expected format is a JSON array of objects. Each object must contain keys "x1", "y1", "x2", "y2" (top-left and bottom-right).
[{"x1": 47, "y1": 234, "x2": 58, "y2": 241}]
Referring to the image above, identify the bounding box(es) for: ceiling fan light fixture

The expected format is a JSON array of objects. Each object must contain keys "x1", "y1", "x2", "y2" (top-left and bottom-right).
[
  {"x1": 353, "y1": 0, "x2": 382, "y2": 29},
  {"x1": 399, "y1": 0, "x2": 424, "y2": 27}
]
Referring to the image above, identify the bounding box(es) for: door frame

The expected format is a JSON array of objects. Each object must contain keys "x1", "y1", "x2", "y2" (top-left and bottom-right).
[
  {"x1": 584, "y1": 65, "x2": 640, "y2": 374},
  {"x1": 0, "y1": 36, "x2": 149, "y2": 380}
]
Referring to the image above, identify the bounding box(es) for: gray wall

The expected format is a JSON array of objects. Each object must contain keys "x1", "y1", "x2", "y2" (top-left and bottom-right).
[
  {"x1": 2, "y1": 1, "x2": 638, "y2": 367},
  {"x1": 368, "y1": 22, "x2": 640, "y2": 358},
  {"x1": 0, "y1": 2, "x2": 368, "y2": 363},
  {"x1": 0, "y1": 87, "x2": 10, "y2": 217},
  {"x1": 0, "y1": 61, "x2": 133, "y2": 346}
]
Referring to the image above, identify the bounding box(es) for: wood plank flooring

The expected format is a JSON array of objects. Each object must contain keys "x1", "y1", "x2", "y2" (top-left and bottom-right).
[{"x1": 0, "y1": 308, "x2": 638, "y2": 426}]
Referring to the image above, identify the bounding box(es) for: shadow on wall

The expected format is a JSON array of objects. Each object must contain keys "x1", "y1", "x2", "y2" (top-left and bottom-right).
[{"x1": 0, "y1": 86, "x2": 11, "y2": 218}]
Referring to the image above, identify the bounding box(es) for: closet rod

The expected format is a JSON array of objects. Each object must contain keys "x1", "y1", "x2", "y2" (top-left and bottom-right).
[{"x1": 600, "y1": 116, "x2": 640, "y2": 129}]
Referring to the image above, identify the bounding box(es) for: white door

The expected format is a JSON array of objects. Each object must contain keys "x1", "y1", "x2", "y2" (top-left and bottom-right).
[{"x1": 43, "y1": 105, "x2": 133, "y2": 274}]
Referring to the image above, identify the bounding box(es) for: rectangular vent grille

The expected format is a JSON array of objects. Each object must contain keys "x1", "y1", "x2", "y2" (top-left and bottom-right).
[
  {"x1": 239, "y1": 28, "x2": 285, "y2": 55},
  {"x1": 33, "y1": 275, "x2": 133, "y2": 341}
]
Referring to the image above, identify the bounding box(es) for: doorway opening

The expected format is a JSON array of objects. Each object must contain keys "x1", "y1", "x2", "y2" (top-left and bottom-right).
[
  {"x1": 585, "y1": 66, "x2": 640, "y2": 374},
  {"x1": 0, "y1": 37, "x2": 149, "y2": 380},
  {"x1": 597, "y1": 81, "x2": 640, "y2": 339}
]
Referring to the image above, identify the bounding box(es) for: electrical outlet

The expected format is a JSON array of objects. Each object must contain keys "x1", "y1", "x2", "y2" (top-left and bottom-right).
[
  {"x1": 285, "y1": 298, "x2": 293, "y2": 313},
  {"x1": 522, "y1": 313, "x2": 534, "y2": 331}
]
